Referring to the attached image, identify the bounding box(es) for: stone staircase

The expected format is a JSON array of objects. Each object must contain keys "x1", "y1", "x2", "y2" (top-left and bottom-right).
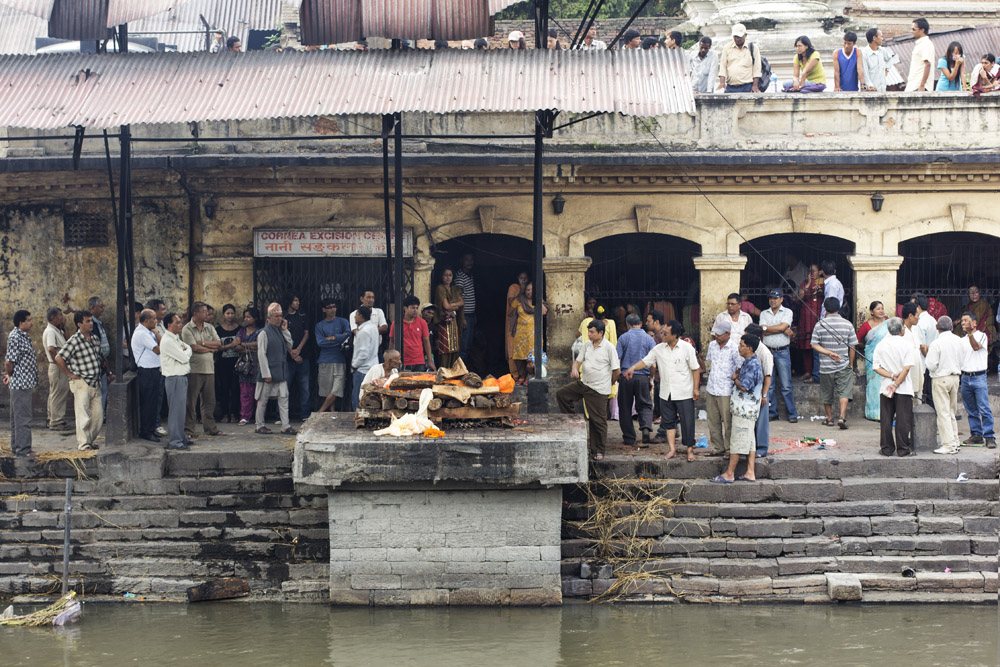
[
  {"x1": 561, "y1": 455, "x2": 999, "y2": 603},
  {"x1": 0, "y1": 448, "x2": 331, "y2": 601}
]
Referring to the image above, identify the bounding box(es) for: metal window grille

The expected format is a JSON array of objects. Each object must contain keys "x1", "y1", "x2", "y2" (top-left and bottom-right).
[
  {"x1": 254, "y1": 256, "x2": 412, "y2": 316},
  {"x1": 897, "y1": 232, "x2": 1000, "y2": 304},
  {"x1": 584, "y1": 233, "x2": 700, "y2": 307},
  {"x1": 63, "y1": 212, "x2": 109, "y2": 247}
]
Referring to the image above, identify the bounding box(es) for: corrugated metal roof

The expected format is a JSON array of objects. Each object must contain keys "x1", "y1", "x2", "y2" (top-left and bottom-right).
[
  {"x1": 129, "y1": 0, "x2": 283, "y2": 52},
  {"x1": 0, "y1": 48, "x2": 694, "y2": 129},
  {"x1": 48, "y1": 0, "x2": 108, "y2": 40},
  {"x1": 107, "y1": 1, "x2": 196, "y2": 26},
  {"x1": 301, "y1": 0, "x2": 493, "y2": 44},
  {"x1": 488, "y1": 0, "x2": 526, "y2": 13},
  {"x1": 0, "y1": 5, "x2": 47, "y2": 54},
  {"x1": 0, "y1": 0, "x2": 53, "y2": 20},
  {"x1": 885, "y1": 23, "x2": 1000, "y2": 85}
]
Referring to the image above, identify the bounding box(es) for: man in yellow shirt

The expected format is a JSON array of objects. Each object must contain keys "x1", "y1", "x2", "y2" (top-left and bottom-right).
[{"x1": 718, "y1": 24, "x2": 762, "y2": 92}]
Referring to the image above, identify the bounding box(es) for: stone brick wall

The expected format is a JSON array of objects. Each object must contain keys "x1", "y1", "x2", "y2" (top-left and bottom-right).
[
  {"x1": 327, "y1": 488, "x2": 563, "y2": 605},
  {"x1": 490, "y1": 18, "x2": 678, "y2": 48}
]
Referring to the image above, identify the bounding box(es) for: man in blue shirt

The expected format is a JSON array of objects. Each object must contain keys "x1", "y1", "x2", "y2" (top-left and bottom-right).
[
  {"x1": 616, "y1": 313, "x2": 655, "y2": 447},
  {"x1": 315, "y1": 299, "x2": 351, "y2": 412}
]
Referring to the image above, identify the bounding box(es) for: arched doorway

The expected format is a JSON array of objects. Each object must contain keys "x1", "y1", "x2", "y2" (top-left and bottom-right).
[
  {"x1": 584, "y1": 233, "x2": 700, "y2": 340},
  {"x1": 433, "y1": 234, "x2": 534, "y2": 377},
  {"x1": 898, "y1": 231, "x2": 1000, "y2": 320}
]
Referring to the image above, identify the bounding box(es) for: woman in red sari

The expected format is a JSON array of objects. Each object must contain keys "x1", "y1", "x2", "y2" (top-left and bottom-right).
[{"x1": 796, "y1": 263, "x2": 824, "y2": 382}]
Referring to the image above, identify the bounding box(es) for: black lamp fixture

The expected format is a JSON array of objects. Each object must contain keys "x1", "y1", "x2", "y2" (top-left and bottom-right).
[
  {"x1": 203, "y1": 195, "x2": 217, "y2": 219},
  {"x1": 551, "y1": 193, "x2": 566, "y2": 215},
  {"x1": 870, "y1": 192, "x2": 884, "y2": 212}
]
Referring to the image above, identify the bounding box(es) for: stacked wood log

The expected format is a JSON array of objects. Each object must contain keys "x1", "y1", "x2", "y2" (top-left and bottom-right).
[{"x1": 356, "y1": 361, "x2": 518, "y2": 427}]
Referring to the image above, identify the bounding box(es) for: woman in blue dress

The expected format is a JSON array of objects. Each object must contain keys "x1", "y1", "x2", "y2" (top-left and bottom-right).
[{"x1": 857, "y1": 301, "x2": 888, "y2": 421}]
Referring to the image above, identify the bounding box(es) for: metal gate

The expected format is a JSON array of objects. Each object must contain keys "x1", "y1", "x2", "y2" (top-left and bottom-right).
[
  {"x1": 585, "y1": 234, "x2": 700, "y2": 305},
  {"x1": 897, "y1": 233, "x2": 1000, "y2": 302},
  {"x1": 739, "y1": 234, "x2": 854, "y2": 302},
  {"x1": 253, "y1": 256, "x2": 413, "y2": 316}
]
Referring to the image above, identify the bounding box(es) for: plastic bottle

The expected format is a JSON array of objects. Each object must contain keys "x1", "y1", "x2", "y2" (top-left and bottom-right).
[{"x1": 771, "y1": 73, "x2": 779, "y2": 93}]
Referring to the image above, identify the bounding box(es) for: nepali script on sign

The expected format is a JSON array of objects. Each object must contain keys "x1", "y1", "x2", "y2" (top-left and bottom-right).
[{"x1": 254, "y1": 229, "x2": 414, "y2": 258}]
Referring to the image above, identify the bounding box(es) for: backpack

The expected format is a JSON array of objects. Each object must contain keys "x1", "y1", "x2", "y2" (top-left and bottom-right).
[{"x1": 750, "y1": 42, "x2": 772, "y2": 91}]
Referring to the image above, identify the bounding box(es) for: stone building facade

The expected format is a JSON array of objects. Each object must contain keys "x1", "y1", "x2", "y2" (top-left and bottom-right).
[{"x1": 2, "y1": 93, "x2": 999, "y2": 398}]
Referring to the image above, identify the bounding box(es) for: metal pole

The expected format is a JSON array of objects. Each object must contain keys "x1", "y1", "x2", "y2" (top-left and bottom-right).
[
  {"x1": 382, "y1": 115, "x2": 393, "y2": 312},
  {"x1": 61, "y1": 478, "x2": 73, "y2": 595},
  {"x1": 115, "y1": 124, "x2": 130, "y2": 379},
  {"x1": 608, "y1": 0, "x2": 653, "y2": 49},
  {"x1": 532, "y1": 112, "x2": 545, "y2": 383},
  {"x1": 393, "y1": 112, "x2": 404, "y2": 353}
]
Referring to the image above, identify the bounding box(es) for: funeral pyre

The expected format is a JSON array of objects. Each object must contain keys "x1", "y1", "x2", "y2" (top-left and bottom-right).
[{"x1": 355, "y1": 360, "x2": 518, "y2": 429}]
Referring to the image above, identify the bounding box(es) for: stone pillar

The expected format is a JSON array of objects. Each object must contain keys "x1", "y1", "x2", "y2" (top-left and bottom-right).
[
  {"x1": 413, "y1": 252, "x2": 436, "y2": 304},
  {"x1": 542, "y1": 256, "x2": 592, "y2": 374},
  {"x1": 693, "y1": 255, "x2": 747, "y2": 352},
  {"x1": 847, "y1": 255, "x2": 904, "y2": 324}
]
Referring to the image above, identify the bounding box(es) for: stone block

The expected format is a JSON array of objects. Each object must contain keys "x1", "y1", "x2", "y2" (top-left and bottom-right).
[
  {"x1": 773, "y1": 480, "x2": 843, "y2": 503},
  {"x1": 984, "y1": 572, "x2": 998, "y2": 593},
  {"x1": 449, "y1": 588, "x2": 511, "y2": 605},
  {"x1": 806, "y1": 501, "x2": 894, "y2": 517},
  {"x1": 329, "y1": 589, "x2": 372, "y2": 605},
  {"x1": 390, "y1": 561, "x2": 444, "y2": 576},
  {"x1": 683, "y1": 481, "x2": 775, "y2": 503},
  {"x1": 510, "y1": 588, "x2": 561, "y2": 606},
  {"x1": 486, "y1": 546, "x2": 539, "y2": 562},
  {"x1": 668, "y1": 576, "x2": 719, "y2": 594},
  {"x1": 562, "y1": 578, "x2": 593, "y2": 597},
  {"x1": 931, "y1": 500, "x2": 995, "y2": 516},
  {"x1": 780, "y1": 538, "x2": 807, "y2": 554},
  {"x1": 803, "y1": 538, "x2": 842, "y2": 557},
  {"x1": 379, "y1": 532, "x2": 443, "y2": 548},
  {"x1": 329, "y1": 561, "x2": 392, "y2": 575},
  {"x1": 823, "y1": 518, "x2": 872, "y2": 537},
  {"x1": 662, "y1": 519, "x2": 710, "y2": 537},
  {"x1": 350, "y1": 547, "x2": 388, "y2": 561},
  {"x1": 178, "y1": 511, "x2": 229, "y2": 526},
  {"x1": 506, "y1": 560, "x2": 559, "y2": 576},
  {"x1": 856, "y1": 573, "x2": 917, "y2": 591},
  {"x1": 914, "y1": 535, "x2": 970, "y2": 555},
  {"x1": 561, "y1": 539, "x2": 596, "y2": 559},
  {"x1": 446, "y1": 532, "x2": 507, "y2": 548},
  {"x1": 870, "y1": 516, "x2": 918, "y2": 535},
  {"x1": 715, "y1": 503, "x2": 807, "y2": 518},
  {"x1": 826, "y1": 573, "x2": 862, "y2": 601},
  {"x1": 717, "y1": 577, "x2": 772, "y2": 597},
  {"x1": 839, "y1": 537, "x2": 870, "y2": 554},
  {"x1": 506, "y1": 530, "x2": 558, "y2": 547},
  {"x1": 918, "y1": 516, "x2": 964, "y2": 534},
  {"x1": 755, "y1": 539, "x2": 785, "y2": 558},
  {"x1": 867, "y1": 535, "x2": 917, "y2": 553},
  {"x1": 709, "y1": 559, "x2": 778, "y2": 577},
  {"x1": 652, "y1": 537, "x2": 728, "y2": 555},
  {"x1": 840, "y1": 479, "x2": 904, "y2": 501},
  {"x1": 961, "y1": 518, "x2": 1000, "y2": 535},
  {"x1": 709, "y1": 519, "x2": 738, "y2": 534},
  {"x1": 916, "y1": 572, "x2": 985, "y2": 591},
  {"x1": 591, "y1": 579, "x2": 615, "y2": 596},
  {"x1": 736, "y1": 520, "x2": 794, "y2": 539},
  {"x1": 351, "y1": 574, "x2": 401, "y2": 590},
  {"x1": 771, "y1": 575, "x2": 826, "y2": 589},
  {"x1": 901, "y1": 480, "x2": 949, "y2": 500},
  {"x1": 949, "y1": 480, "x2": 999, "y2": 501},
  {"x1": 970, "y1": 536, "x2": 998, "y2": 555}
]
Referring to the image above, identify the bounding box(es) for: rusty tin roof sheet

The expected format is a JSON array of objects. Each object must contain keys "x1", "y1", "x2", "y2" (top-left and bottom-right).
[
  {"x1": 300, "y1": 0, "x2": 494, "y2": 44},
  {"x1": 0, "y1": 47, "x2": 694, "y2": 129}
]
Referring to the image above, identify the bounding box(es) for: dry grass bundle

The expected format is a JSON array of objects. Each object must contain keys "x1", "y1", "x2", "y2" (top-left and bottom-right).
[
  {"x1": 0, "y1": 591, "x2": 78, "y2": 627},
  {"x1": 35, "y1": 450, "x2": 96, "y2": 480},
  {"x1": 570, "y1": 478, "x2": 687, "y2": 603}
]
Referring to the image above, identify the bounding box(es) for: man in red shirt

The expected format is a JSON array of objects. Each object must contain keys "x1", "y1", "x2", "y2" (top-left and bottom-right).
[{"x1": 389, "y1": 296, "x2": 436, "y2": 372}]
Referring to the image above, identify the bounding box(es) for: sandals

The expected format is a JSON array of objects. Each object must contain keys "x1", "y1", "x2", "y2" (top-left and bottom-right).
[
  {"x1": 281, "y1": 427, "x2": 299, "y2": 436},
  {"x1": 838, "y1": 419, "x2": 849, "y2": 430},
  {"x1": 709, "y1": 474, "x2": 734, "y2": 484},
  {"x1": 822, "y1": 418, "x2": 835, "y2": 427},
  {"x1": 593, "y1": 453, "x2": 604, "y2": 461},
  {"x1": 255, "y1": 427, "x2": 273, "y2": 435}
]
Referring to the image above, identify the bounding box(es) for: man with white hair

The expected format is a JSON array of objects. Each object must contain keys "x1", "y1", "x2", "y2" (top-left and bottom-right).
[
  {"x1": 873, "y1": 317, "x2": 917, "y2": 457},
  {"x1": 255, "y1": 303, "x2": 297, "y2": 435},
  {"x1": 925, "y1": 316, "x2": 965, "y2": 454}
]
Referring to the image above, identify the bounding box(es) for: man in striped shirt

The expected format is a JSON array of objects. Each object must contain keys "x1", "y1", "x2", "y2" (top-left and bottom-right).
[
  {"x1": 454, "y1": 253, "x2": 477, "y2": 364},
  {"x1": 811, "y1": 297, "x2": 858, "y2": 429},
  {"x1": 55, "y1": 310, "x2": 112, "y2": 450}
]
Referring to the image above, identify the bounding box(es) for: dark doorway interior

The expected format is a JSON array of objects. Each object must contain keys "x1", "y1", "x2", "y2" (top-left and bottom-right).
[
  {"x1": 898, "y1": 232, "x2": 1000, "y2": 317},
  {"x1": 740, "y1": 233, "x2": 856, "y2": 319},
  {"x1": 433, "y1": 234, "x2": 534, "y2": 378},
  {"x1": 585, "y1": 233, "x2": 700, "y2": 343}
]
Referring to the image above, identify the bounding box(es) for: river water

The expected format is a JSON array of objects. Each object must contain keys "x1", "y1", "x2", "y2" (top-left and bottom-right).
[{"x1": 2, "y1": 602, "x2": 997, "y2": 666}]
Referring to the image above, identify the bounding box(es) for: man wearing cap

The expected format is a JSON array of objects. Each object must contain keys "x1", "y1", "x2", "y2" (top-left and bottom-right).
[
  {"x1": 704, "y1": 319, "x2": 741, "y2": 456},
  {"x1": 759, "y1": 289, "x2": 798, "y2": 423},
  {"x1": 719, "y1": 23, "x2": 762, "y2": 92}
]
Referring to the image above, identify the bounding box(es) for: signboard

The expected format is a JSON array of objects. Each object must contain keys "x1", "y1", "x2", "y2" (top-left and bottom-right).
[{"x1": 254, "y1": 228, "x2": 413, "y2": 258}]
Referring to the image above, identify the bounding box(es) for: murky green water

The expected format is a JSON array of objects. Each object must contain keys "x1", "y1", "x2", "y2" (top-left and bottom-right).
[{"x1": 1, "y1": 602, "x2": 997, "y2": 666}]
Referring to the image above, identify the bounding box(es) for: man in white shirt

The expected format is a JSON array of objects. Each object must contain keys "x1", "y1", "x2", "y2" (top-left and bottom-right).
[
  {"x1": 159, "y1": 313, "x2": 193, "y2": 450},
  {"x1": 873, "y1": 317, "x2": 918, "y2": 457},
  {"x1": 759, "y1": 289, "x2": 798, "y2": 424},
  {"x1": 691, "y1": 36, "x2": 719, "y2": 93},
  {"x1": 820, "y1": 261, "x2": 844, "y2": 319},
  {"x1": 704, "y1": 320, "x2": 740, "y2": 456},
  {"x1": 42, "y1": 307, "x2": 71, "y2": 432},
  {"x1": 351, "y1": 306, "x2": 381, "y2": 410},
  {"x1": 901, "y1": 303, "x2": 923, "y2": 399},
  {"x1": 925, "y1": 316, "x2": 965, "y2": 454},
  {"x1": 860, "y1": 27, "x2": 898, "y2": 92},
  {"x1": 358, "y1": 349, "x2": 401, "y2": 405},
  {"x1": 713, "y1": 293, "x2": 753, "y2": 340},
  {"x1": 904, "y1": 18, "x2": 934, "y2": 92},
  {"x1": 623, "y1": 320, "x2": 700, "y2": 462},
  {"x1": 131, "y1": 309, "x2": 162, "y2": 443},
  {"x1": 575, "y1": 25, "x2": 606, "y2": 51},
  {"x1": 959, "y1": 311, "x2": 995, "y2": 448},
  {"x1": 912, "y1": 293, "x2": 938, "y2": 405},
  {"x1": 557, "y1": 319, "x2": 621, "y2": 461},
  {"x1": 349, "y1": 289, "x2": 389, "y2": 342}
]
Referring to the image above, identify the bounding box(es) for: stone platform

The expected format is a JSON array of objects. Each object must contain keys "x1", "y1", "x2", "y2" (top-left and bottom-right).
[{"x1": 294, "y1": 414, "x2": 589, "y2": 606}]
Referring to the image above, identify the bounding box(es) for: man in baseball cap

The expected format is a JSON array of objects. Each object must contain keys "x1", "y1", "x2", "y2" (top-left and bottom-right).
[
  {"x1": 719, "y1": 23, "x2": 762, "y2": 92},
  {"x1": 705, "y1": 319, "x2": 740, "y2": 455},
  {"x1": 760, "y1": 288, "x2": 798, "y2": 424}
]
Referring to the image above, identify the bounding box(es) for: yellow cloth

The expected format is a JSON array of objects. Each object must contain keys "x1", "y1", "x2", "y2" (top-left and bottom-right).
[
  {"x1": 578, "y1": 317, "x2": 617, "y2": 347},
  {"x1": 511, "y1": 300, "x2": 534, "y2": 360}
]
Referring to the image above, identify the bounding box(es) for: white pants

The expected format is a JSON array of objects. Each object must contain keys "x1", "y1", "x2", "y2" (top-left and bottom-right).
[{"x1": 69, "y1": 378, "x2": 103, "y2": 448}]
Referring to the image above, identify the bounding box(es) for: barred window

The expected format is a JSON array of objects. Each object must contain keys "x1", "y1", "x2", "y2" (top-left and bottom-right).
[{"x1": 64, "y1": 213, "x2": 109, "y2": 247}]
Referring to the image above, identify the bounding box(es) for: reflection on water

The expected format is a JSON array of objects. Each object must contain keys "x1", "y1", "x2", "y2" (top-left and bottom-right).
[{"x1": 1, "y1": 602, "x2": 997, "y2": 666}]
